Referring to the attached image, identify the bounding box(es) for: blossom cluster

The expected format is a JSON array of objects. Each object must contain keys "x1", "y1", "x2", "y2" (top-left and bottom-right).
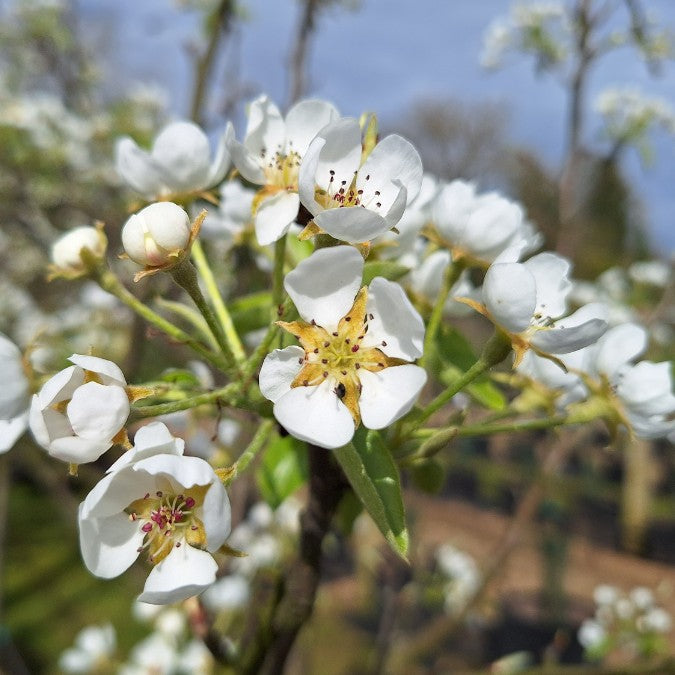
[{"x1": 579, "y1": 584, "x2": 673, "y2": 662}]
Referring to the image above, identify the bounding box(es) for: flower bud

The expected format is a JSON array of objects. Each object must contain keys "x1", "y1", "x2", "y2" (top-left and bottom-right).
[
  {"x1": 50, "y1": 226, "x2": 107, "y2": 277},
  {"x1": 122, "y1": 202, "x2": 191, "y2": 268}
]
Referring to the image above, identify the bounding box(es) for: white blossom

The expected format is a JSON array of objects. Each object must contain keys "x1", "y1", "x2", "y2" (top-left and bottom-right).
[
  {"x1": 79, "y1": 433, "x2": 231, "y2": 604},
  {"x1": 0, "y1": 333, "x2": 30, "y2": 453},
  {"x1": 227, "y1": 96, "x2": 339, "y2": 245},
  {"x1": 259, "y1": 246, "x2": 426, "y2": 449},
  {"x1": 122, "y1": 202, "x2": 192, "y2": 268},
  {"x1": 115, "y1": 120, "x2": 230, "y2": 199},
  {"x1": 298, "y1": 118, "x2": 423, "y2": 244},
  {"x1": 29, "y1": 354, "x2": 130, "y2": 464},
  {"x1": 58, "y1": 623, "x2": 116, "y2": 674},
  {"x1": 51, "y1": 226, "x2": 107, "y2": 275}
]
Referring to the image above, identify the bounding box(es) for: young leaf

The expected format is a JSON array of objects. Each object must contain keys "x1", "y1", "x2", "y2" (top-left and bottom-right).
[
  {"x1": 256, "y1": 435, "x2": 308, "y2": 508},
  {"x1": 333, "y1": 428, "x2": 408, "y2": 559}
]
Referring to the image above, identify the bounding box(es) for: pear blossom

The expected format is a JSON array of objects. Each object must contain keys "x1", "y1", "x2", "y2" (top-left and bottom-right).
[
  {"x1": 431, "y1": 180, "x2": 541, "y2": 265},
  {"x1": 0, "y1": 333, "x2": 30, "y2": 453},
  {"x1": 473, "y1": 252, "x2": 608, "y2": 365},
  {"x1": 115, "y1": 120, "x2": 230, "y2": 199},
  {"x1": 79, "y1": 432, "x2": 231, "y2": 604},
  {"x1": 571, "y1": 323, "x2": 675, "y2": 439},
  {"x1": 227, "y1": 96, "x2": 339, "y2": 245},
  {"x1": 375, "y1": 173, "x2": 439, "y2": 263},
  {"x1": 58, "y1": 623, "x2": 116, "y2": 674},
  {"x1": 408, "y1": 249, "x2": 478, "y2": 317},
  {"x1": 298, "y1": 118, "x2": 423, "y2": 244},
  {"x1": 259, "y1": 246, "x2": 427, "y2": 449},
  {"x1": 122, "y1": 202, "x2": 192, "y2": 269},
  {"x1": 50, "y1": 226, "x2": 107, "y2": 276},
  {"x1": 199, "y1": 179, "x2": 256, "y2": 243},
  {"x1": 29, "y1": 354, "x2": 130, "y2": 464}
]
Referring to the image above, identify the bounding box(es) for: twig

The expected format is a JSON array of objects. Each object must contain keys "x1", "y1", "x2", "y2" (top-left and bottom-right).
[
  {"x1": 190, "y1": 0, "x2": 236, "y2": 124},
  {"x1": 288, "y1": 0, "x2": 321, "y2": 105}
]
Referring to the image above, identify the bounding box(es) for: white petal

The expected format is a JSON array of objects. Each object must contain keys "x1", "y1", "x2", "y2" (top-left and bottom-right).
[
  {"x1": 243, "y1": 96, "x2": 286, "y2": 159},
  {"x1": 315, "y1": 207, "x2": 391, "y2": 244},
  {"x1": 114, "y1": 137, "x2": 164, "y2": 198},
  {"x1": 152, "y1": 121, "x2": 211, "y2": 192},
  {"x1": 68, "y1": 354, "x2": 127, "y2": 386},
  {"x1": 107, "y1": 421, "x2": 184, "y2": 473},
  {"x1": 618, "y1": 361, "x2": 675, "y2": 417},
  {"x1": 79, "y1": 505, "x2": 143, "y2": 578},
  {"x1": 273, "y1": 380, "x2": 354, "y2": 449},
  {"x1": 524, "y1": 252, "x2": 572, "y2": 318},
  {"x1": 48, "y1": 435, "x2": 113, "y2": 464},
  {"x1": 67, "y1": 382, "x2": 129, "y2": 440},
  {"x1": 132, "y1": 454, "x2": 219, "y2": 497},
  {"x1": 139, "y1": 545, "x2": 217, "y2": 605},
  {"x1": 38, "y1": 365, "x2": 84, "y2": 407},
  {"x1": 359, "y1": 365, "x2": 427, "y2": 429},
  {"x1": 595, "y1": 323, "x2": 647, "y2": 378},
  {"x1": 464, "y1": 195, "x2": 524, "y2": 261},
  {"x1": 431, "y1": 180, "x2": 476, "y2": 244},
  {"x1": 357, "y1": 134, "x2": 423, "y2": 212},
  {"x1": 361, "y1": 277, "x2": 425, "y2": 360},
  {"x1": 201, "y1": 478, "x2": 231, "y2": 552},
  {"x1": 531, "y1": 318, "x2": 608, "y2": 354},
  {"x1": 483, "y1": 263, "x2": 536, "y2": 333},
  {"x1": 298, "y1": 134, "x2": 325, "y2": 215},
  {"x1": 29, "y1": 396, "x2": 66, "y2": 448},
  {"x1": 285, "y1": 99, "x2": 339, "y2": 156},
  {"x1": 0, "y1": 335, "x2": 29, "y2": 419},
  {"x1": 0, "y1": 412, "x2": 28, "y2": 453},
  {"x1": 228, "y1": 137, "x2": 265, "y2": 184},
  {"x1": 305, "y1": 118, "x2": 362, "y2": 193},
  {"x1": 258, "y1": 346, "x2": 304, "y2": 403},
  {"x1": 255, "y1": 191, "x2": 299, "y2": 246},
  {"x1": 284, "y1": 246, "x2": 363, "y2": 331},
  {"x1": 205, "y1": 126, "x2": 231, "y2": 187}
]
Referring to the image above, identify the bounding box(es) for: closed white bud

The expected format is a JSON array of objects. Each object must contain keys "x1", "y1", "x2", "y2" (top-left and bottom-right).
[
  {"x1": 122, "y1": 202, "x2": 191, "y2": 268},
  {"x1": 51, "y1": 226, "x2": 106, "y2": 274}
]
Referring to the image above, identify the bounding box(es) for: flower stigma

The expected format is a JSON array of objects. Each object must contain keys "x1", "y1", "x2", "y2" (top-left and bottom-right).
[{"x1": 126, "y1": 485, "x2": 209, "y2": 565}]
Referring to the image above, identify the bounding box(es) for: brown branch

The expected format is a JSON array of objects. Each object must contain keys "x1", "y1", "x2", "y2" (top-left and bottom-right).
[
  {"x1": 190, "y1": 0, "x2": 236, "y2": 124},
  {"x1": 237, "y1": 443, "x2": 349, "y2": 674},
  {"x1": 288, "y1": 0, "x2": 321, "y2": 105}
]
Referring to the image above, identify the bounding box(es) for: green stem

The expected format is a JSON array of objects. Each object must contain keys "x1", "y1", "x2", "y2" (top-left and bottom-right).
[
  {"x1": 96, "y1": 267, "x2": 229, "y2": 371},
  {"x1": 271, "y1": 235, "x2": 288, "y2": 322},
  {"x1": 421, "y1": 259, "x2": 465, "y2": 366},
  {"x1": 131, "y1": 382, "x2": 272, "y2": 419},
  {"x1": 171, "y1": 259, "x2": 238, "y2": 371},
  {"x1": 415, "y1": 332, "x2": 511, "y2": 429},
  {"x1": 191, "y1": 239, "x2": 246, "y2": 362},
  {"x1": 226, "y1": 419, "x2": 275, "y2": 484}
]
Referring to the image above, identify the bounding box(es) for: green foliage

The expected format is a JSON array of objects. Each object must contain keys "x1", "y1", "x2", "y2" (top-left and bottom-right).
[
  {"x1": 362, "y1": 259, "x2": 410, "y2": 285},
  {"x1": 435, "y1": 323, "x2": 506, "y2": 410},
  {"x1": 333, "y1": 428, "x2": 408, "y2": 559},
  {"x1": 256, "y1": 434, "x2": 308, "y2": 508}
]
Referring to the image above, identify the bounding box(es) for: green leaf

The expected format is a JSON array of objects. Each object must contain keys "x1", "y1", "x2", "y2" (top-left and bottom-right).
[
  {"x1": 363, "y1": 260, "x2": 410, "y2": 285},
  {"x1": 255, "y1": 435, "x2": 308, "y2": 509},
  {"x1": 436, "y1": 324, "x2": 506, "y2": 410},
  {"x1": 158, "y1": 368, "x2": 202, "y2": 387},
  {"x1": 228, "y1": 291, "x2": 272, "y2": 334},
  {"x1": 333, "y1": 428, "x2": 408, "y2": 559},
  {"x1": 410, "y1": 459, "x2": 445, "y2": 494}
]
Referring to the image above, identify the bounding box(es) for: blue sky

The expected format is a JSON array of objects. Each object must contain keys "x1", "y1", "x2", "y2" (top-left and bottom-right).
[{"x1": 83, "y1": 0, "x2": 675, "y2": 254}]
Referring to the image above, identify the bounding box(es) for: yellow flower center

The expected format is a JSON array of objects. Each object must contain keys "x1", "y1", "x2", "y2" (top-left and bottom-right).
[
  {"x1": 261, "y1": 146, "x2": 302, "y2": 190},
  {"x1": 278, "y1": 287, "x2": 405, "y2": 426},
  {"x1": 126, "y1": 486, "x2": 208, "y2": 565}
]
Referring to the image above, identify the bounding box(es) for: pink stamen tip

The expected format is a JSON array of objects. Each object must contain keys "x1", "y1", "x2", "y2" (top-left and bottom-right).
[
  {"x1": 156, "y1": 491, "x2": 163, "y2": 497},
  {"x1": 144, "y1": 493, "x2": 150, "y2": 499},
  {"x1": 185, "y1": 497, "x2": 196, "y2": 509},
  {"x1": 351, "y1": 345, "x2": 359, "y2": 353},
  {"x1": 141, "y1": 522, "x2": 153, "y2": 533}
]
